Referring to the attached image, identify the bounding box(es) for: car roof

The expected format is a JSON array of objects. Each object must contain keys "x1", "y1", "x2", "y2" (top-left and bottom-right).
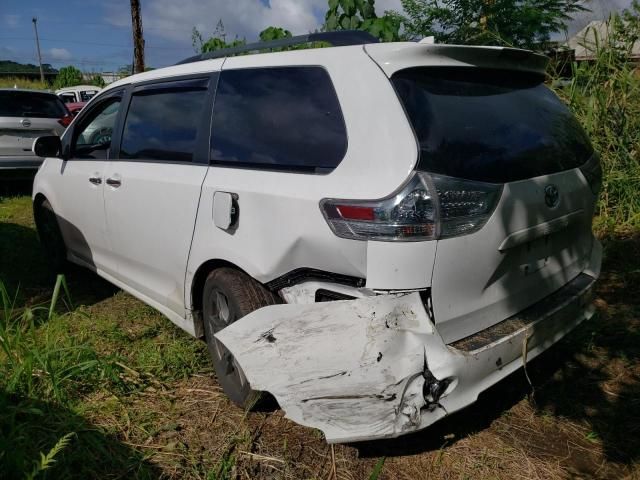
[
  {"x1": 102, "y1": 41, "x2": 548, "y2": 94},
  {"x1": 104, "y1": 44, "x2": 366, "y2": 92},
  {"x1": 56, "y1": 85, "x2": 102, "y2": 93}
]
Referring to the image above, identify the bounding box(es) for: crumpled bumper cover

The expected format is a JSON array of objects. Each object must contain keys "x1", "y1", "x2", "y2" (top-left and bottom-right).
[{"x1": 216, "y1": 268, "x2": 599, "y2": 444}]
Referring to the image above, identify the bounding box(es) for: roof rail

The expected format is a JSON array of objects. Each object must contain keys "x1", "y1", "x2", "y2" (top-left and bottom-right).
[{"x1": 176, "y1": 30, "x2": 379, "y2": 65}]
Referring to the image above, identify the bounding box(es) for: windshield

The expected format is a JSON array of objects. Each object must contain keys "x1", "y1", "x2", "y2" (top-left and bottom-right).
[
  {"x1": 392, "y1": 68, "x2": 593, "y2": 183},
  {"x1": 0, "y1": 91, "x2": 68, "y2": 118}
]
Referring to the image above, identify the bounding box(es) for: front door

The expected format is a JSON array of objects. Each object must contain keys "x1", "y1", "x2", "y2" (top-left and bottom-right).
[{"x1": 53, "y1": 93, "x2": 123, "y2": 275}]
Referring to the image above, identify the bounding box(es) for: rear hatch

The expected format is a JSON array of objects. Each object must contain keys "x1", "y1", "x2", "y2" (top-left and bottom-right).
[
  {"x1": 390, "y1": 66, "x2": 598, "y2": 344},
  {"x1": 0, "y1": 91, "x2": 67, "y2": 157}
]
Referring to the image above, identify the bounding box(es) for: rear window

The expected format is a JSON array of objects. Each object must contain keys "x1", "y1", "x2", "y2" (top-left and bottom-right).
[
  {"x1": 80, "y1": 90, "x2": 98, "y2": 102},
  {"x1": 392, "y1": 68, "x2": 594, "y2": 183},
  {"x1": 59, "y1": 92, "x2": 77, "y2": 103},
  {"x1": 0, "y1": 91, "x2": 67, "y2": 118},
  {"x1": 210, "y1": 67, "x2": 347, "y2": 173}
]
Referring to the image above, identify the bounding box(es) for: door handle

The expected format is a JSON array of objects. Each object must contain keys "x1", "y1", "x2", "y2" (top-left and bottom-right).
[
  {"x1": 106, "y1": 177, "x2": 121, "y2": 188},
  {"x1": 89, "y1": 176, "x2": 102, "y2": 185}
]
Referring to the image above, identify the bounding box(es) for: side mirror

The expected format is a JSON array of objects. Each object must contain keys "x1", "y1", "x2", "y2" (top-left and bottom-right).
[{"x1": 32, "y1": 136, "x2": 62, "y2": 158}]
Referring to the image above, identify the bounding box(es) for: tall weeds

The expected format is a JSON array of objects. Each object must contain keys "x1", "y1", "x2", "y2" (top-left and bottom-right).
[
  {"x1": 0, "y1": 278, "x2": 118, "y2": 403},
  {"x1": 0, "y1": 278, "x2": 125, "y2": 478},
  {"x1": 0, "y1": 77, "x2": 50, "y2": 90},
  {"x1": 556, "y1": 4, "x2": 640, "y2": 228}
]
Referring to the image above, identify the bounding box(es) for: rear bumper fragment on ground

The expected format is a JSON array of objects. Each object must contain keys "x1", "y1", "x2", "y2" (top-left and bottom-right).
[{"x1": 216, "y1": 263, "x2": 599, "y2": 444}]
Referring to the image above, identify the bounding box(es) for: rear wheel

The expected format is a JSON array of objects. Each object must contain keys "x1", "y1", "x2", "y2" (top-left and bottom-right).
[
  {"x1": 34, "y1": 199, "x2": 67, "y2": 273},
  {"x1": 202, "y1": 268, "x2": 279, "y2": 408}
]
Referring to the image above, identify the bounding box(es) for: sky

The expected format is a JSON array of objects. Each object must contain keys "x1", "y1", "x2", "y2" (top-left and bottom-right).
[{"x1": 0, "y1": 0, "x2": 633, "y2": 73}]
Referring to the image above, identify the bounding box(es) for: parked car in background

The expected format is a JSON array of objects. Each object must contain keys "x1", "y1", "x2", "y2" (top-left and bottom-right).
[
  {"x1": 0, "y1": 89, "x2": 71, "y2": 173},
  {"x1": 56, "y1": 85, "x2": 101, "y2": 104},
  {"x1": 64, "y1": 102, "x2": 87, "y2": 116},
  {"x1": 57, "y1": 86, "x2": 102, "y2": 118},
  {"x1": 31, "y1": 32, "x2": 602, "y2": 444}
]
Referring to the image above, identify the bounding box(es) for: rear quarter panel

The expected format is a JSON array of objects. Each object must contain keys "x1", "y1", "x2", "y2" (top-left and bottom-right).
[{"x1": 185, "y1": 47, "x2": 419, "y2": 306}]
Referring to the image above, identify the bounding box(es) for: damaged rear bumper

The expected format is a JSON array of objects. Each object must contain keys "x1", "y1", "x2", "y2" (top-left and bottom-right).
[{"x1": 216, "y1": 272, "x2": 598, "y2": 443}]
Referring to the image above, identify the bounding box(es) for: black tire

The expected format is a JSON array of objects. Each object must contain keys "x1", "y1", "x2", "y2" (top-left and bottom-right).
[
  {"x1": 34, "y1": 199, "x2": 68, "y2": 273},
  {"x1": 202, "y1": 268, "x2": 280, "y2": 409}
]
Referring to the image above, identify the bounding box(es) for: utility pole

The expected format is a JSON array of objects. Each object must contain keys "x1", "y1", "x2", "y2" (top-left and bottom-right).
[
  {"x1": 32, "y1": 17, "x2": 45, "y2": 83},
  {"x1": 130, "y1": 0, "x2": 145, "y2": 73}
]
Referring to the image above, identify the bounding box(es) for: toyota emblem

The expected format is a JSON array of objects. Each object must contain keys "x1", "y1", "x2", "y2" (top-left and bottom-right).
[
  {"x1": 544, "y1": 184, "x2": 560, "y2": 208},
  {"x1": 21, "y1": 118, "x2": 31, "y2": 128}
]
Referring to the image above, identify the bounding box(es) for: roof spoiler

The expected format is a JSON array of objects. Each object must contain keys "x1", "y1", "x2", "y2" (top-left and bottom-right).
[{"x1": 365, "y1": 43, "x2": 550, "y2": 77}]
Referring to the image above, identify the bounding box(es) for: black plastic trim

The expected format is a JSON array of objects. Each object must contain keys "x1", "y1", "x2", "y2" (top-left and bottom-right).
[
  {"x1": 132, "y1": 77, "x2": 210, "y2": 94},
  {"x1": 451, "y1": 273, "x2": 595, "y2": 352},
  {"x1": 176, "y1": 30, "x2": 379, "y2": 64},
  {"x1": 315, "y1": 289, "x2": 357, "y2": 302},
  {"x1": 265, "y1": 268, "x2": 365, "y2": 292}
]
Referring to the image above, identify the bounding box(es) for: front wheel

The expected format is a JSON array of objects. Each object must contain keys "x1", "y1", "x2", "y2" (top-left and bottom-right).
[{"x1": 202, "y1": 268, "x2": 280, "y2": 408}]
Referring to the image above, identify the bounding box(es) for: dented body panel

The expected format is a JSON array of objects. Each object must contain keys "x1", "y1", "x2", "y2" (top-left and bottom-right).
[{"x1": 217, "y1": 241, "x2": 601, "y2": 443}]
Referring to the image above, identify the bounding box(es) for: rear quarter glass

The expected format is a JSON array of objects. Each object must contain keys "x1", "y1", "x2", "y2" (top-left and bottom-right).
[
  {"x1": 392, "y1": 68, "x2": 594, "y2": 183},
  {"x1": 210, "y1": 66, "x2": 348, "y2": 173}
]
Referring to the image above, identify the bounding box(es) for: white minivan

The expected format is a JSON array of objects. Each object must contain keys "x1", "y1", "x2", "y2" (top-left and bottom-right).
[{"x1": 31, "y1": 31, "x2": 602, "y2": 444}]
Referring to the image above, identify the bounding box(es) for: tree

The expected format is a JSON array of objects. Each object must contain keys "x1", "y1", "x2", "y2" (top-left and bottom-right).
[
  {"x1": 324, "y1": 0, "x2": 402, "y2": 42},
  {"x1": 53, "y1": 65, "x2": 83, "y2": 89},
  {"x1": 192, "y1": 21, "x2": 299, "y2": 55},
  {"x1": 259, "y1": 26, "x2": 292, "y2": 42},
  {"x1": 88, "y1": 75, "x2": 106, "y2": 88},
  {"x1": 192, "y1": 20, "x2": 246, "y2": 54},
  {"x1": 398, "y1": 0, "x2": 588, "y2": 49}
]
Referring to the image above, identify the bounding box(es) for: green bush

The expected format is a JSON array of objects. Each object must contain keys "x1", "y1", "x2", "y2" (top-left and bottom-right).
[
  {"x1": 53, "y1": 66, "x2": 83, "y2": 90},
  {"x1": 556, "y1": 7, "x2": 640, "y2": 229}
]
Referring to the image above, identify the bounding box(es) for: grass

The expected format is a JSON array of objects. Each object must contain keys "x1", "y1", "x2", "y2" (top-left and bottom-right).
[
  {"x1": 1, "y1": 190, "x2": 639, "y2": 480},
  {"x1": 554, "y1": 7, "x2": 640, "y2": 231},
  {"x1": 0, "y1": 77, "x2": 51, "y2": 90}
]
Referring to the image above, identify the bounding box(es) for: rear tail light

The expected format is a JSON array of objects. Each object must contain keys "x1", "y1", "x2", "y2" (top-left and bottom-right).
[
  {"x1": 579, "y1": 154, "x2": 602, "y2": 196},
  {"x1": 320, "y1": 172, "x2": 502, "y2": 241},
  {"x1": 58, "y1": 115, "x2": 72, "y2": 128}
]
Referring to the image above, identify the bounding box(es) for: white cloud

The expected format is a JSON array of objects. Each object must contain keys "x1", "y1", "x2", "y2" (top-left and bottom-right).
[
  {"x1": 47, "y1": 48, "x2": 73, "y2": 61},
  {"x1": 106, "y1": 0, "x2": 326, "y2": 44},
  {"x1": 375, "y1": 0, "x2": 403, "y2": 14},
  {"x1": 3, "y1": 14, "x2": 20, "y2": 28}
]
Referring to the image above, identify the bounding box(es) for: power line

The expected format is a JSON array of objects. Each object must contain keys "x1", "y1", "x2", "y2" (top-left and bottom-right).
[
  {"x1": 0, "y1": 36, "x2": 193, "y2": 50},
  {"x1": 17, "y1": 18, "x2": 196, "y2": 33}
]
